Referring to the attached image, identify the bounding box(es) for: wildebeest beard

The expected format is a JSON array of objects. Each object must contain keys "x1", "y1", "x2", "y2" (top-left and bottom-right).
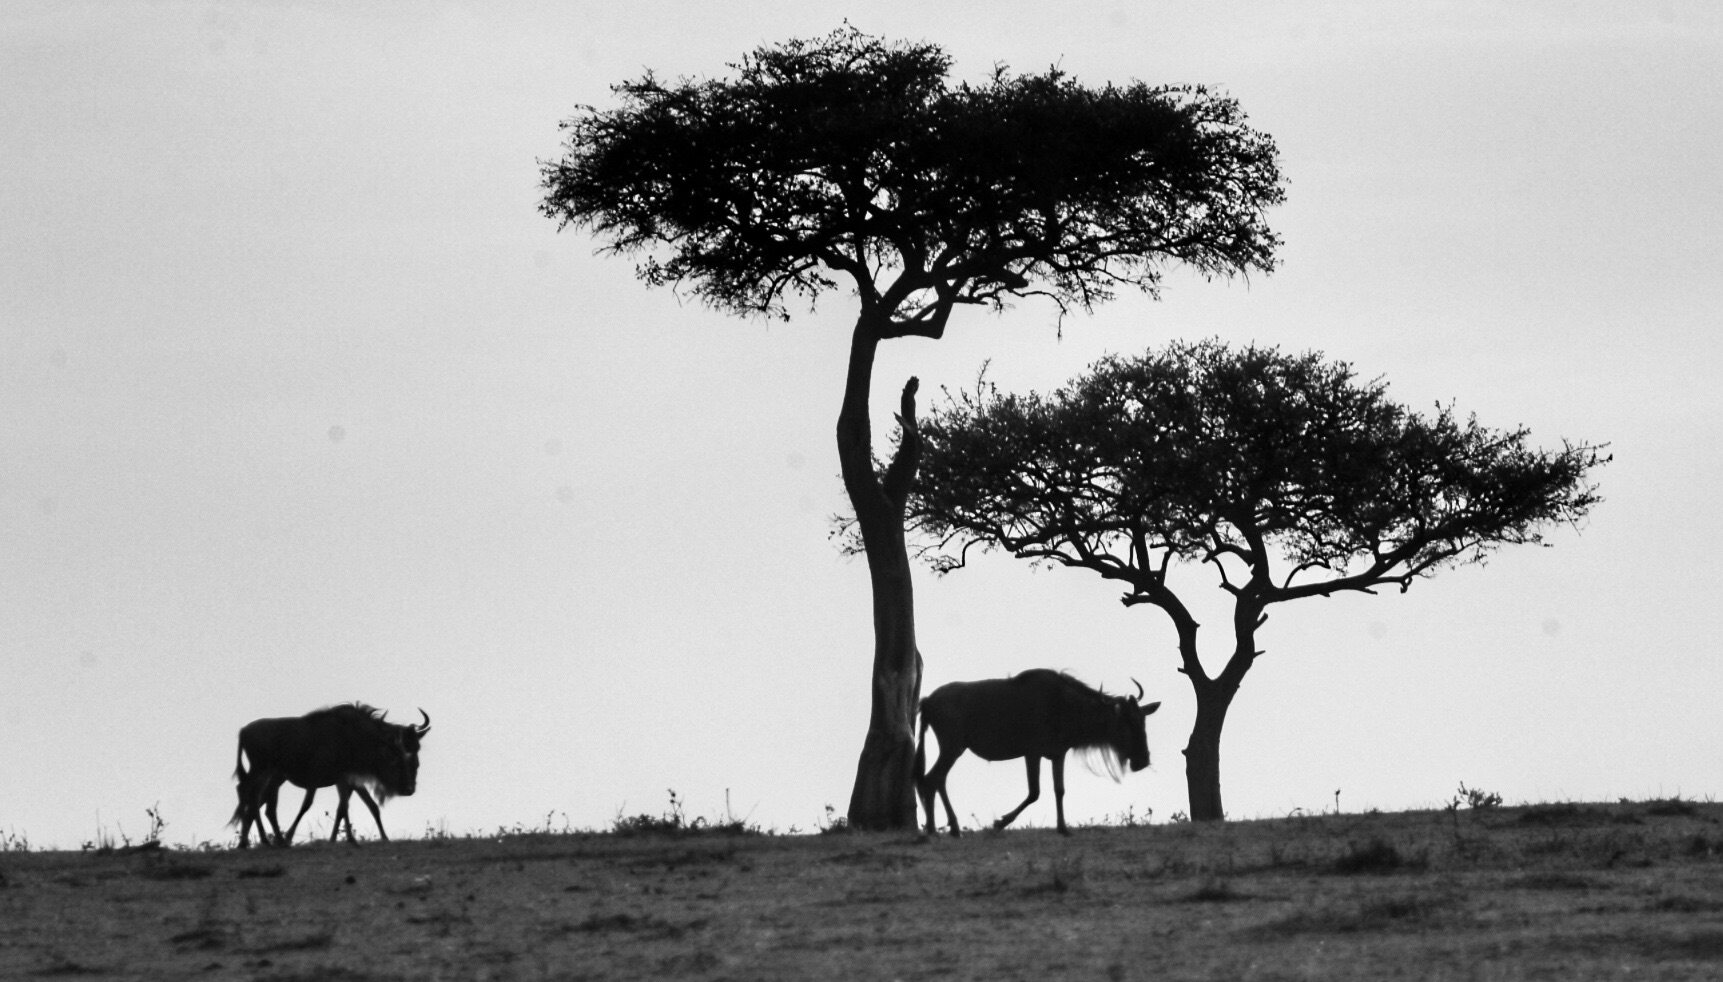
[
  {"x1": 345, "y1": 772, "x2": 397, "y2": 805},
  {"x1": 1076, "y1": 744, "x2": 1128, "y2": 782}
]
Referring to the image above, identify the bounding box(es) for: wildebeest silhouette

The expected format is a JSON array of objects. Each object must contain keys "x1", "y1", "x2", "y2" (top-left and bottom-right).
[
  {"x1": 231, "y1": 703, "x2": 429, "y2": 847},
  {"x1": 916, "y1": 669, "x2": 1160, "y2": 836}
]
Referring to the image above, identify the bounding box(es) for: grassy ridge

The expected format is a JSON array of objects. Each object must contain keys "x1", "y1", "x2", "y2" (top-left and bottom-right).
[{"x1": 2, "y1": 799, "x2": 1720, "y2": 980}]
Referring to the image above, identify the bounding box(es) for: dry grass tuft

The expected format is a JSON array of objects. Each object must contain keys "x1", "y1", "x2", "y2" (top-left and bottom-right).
[
  {"x1": 1645, "y1": 797, "x2": 1700, "y2": 818},
  {"x1": 1517, "y1": 803, "x2": 1637, "y2": 827}
]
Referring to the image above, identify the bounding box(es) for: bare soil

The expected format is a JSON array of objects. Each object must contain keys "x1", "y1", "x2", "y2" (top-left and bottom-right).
[{"x1": 4, "y1": 801, "x2": 1723, "y2": 981}]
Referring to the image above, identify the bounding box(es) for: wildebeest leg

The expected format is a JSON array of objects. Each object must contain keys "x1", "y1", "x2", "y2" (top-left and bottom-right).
[
  {"x1": 261, "y1": 775, "x2": 292, "y2": 846},
  {"x1": 331, "y1": 784, "x2": 357, "y2": 843},
  {"x1": 235, "y1": 776, "x2": 260, "y2": 849},
  {"x1": 281, "y1": 784, "x2": 316, "y2": 846},
  {"x1": 238, "y1": 768, "x2": 283, "y2": 848},
  {"x1": 914, "y1": 722, "x2": 936, "y2": 837},
  {"x1": 995, "y1": 756, "x2": 1042, "y2": 830},
  {"x1": 235, "y1": 769, "x2": 266, "y2": 848},
  {"x1": 1051, "y1": 753, "x2": 1070, "y2": 835},
  {"x1": 352, "y1": 785, "x2": 388, "y2": 841},
  {"x1": 922, "y1": 741, "x2": 967, "y2": 837}
]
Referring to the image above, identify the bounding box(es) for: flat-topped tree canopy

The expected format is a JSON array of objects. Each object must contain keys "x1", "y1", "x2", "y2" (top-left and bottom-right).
[
  {"x1": 539, "y1": 26, "x2": 1285, "y2": 337},
  {"x1": 913, "y1": 341, "x2": 1608, "y2": 599}
]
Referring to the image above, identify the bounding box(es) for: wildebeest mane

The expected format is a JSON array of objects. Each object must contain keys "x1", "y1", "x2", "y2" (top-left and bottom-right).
[
  {"x1": 309, "y1": 702, "x2": 388, "y2": 724},
  {"x1": 308, "y1": 703, "x2": 399, "y2": 788},
  {"x1": 1018, "y1": 670, "x2": 1130, "y2": 780}
]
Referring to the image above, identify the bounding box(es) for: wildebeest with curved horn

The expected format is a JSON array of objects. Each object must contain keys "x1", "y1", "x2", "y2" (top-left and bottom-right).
[
  {"x1": 230, "y1": 703, "x2": 430, "y2": 847},
  {"x1": 916, "y1": 669, "x2": 1160, "y2": 837}
]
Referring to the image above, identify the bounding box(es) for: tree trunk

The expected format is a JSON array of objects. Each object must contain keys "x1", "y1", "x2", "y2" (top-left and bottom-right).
[
  {"x1": 1169, "y1": 601, "x2": 1261, "y2": 823},
  {"x1": 838, "y1": 316, "x2": 924, "y2": 831},
  {"x1": 1182, "y1": 676, "x2": 1234, "y2": 822}
]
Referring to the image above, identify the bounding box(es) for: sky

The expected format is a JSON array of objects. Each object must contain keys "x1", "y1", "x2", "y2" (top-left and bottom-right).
[{"x1": 2, "y1": 0, "x2": 1720, "y2": 849}]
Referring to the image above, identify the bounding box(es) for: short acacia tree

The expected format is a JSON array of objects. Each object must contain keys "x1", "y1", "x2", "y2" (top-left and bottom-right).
[
  {"x1": 540, "y1": 28, "x2": 1285, "y2": 829},
  {"x1": 910, "y1": 341, "x2": 1608, "y2": 821}
]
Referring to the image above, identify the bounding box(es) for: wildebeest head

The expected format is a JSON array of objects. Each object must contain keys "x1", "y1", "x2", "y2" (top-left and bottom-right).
[
  {"x1": 371, "y1": 709, "x2": 431, "y2": 799},
  {"x1": 1101, "y1": 679, "x2": 1161, "y2": 775}
]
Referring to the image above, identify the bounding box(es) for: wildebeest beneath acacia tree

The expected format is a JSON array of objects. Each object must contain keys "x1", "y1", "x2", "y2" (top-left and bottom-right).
[
  {"x1": 917, "y1": 669, "x2": 1160, "y2": 836},
  {"x1": 231, "y1": 703, "x2": 430, "y2": 847}
]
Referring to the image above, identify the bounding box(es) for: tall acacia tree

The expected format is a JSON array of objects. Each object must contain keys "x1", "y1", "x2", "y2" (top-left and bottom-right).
[
  {"x1": 539, "y1": 29, "x2": 1286, "y2": 829},
  {"x1": 910, "y1": 341, "x2": 1608, "y2": 821}
]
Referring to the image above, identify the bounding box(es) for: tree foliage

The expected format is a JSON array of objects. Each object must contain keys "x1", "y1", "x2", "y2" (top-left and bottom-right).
[
  {"x1": 539, "y1": 27, "x2": 1285, "y2": 336},
  {"x1": 912, "y1": 341, "x2": 1609, "y2": 605}
]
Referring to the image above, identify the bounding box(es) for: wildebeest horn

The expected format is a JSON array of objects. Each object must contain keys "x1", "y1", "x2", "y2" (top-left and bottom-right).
[
  {"x1": 415, "y1": 709, "x2": 431, "y2": 735},
  {"x1": 1131, "y1": 678, "x2": 1144, "y2": 702}
]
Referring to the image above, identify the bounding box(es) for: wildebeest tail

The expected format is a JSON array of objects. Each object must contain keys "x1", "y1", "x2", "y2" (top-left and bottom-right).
[
  {"x1": 229, "y1": 738, "x2": 257, "y2": 829},
  {"x1": 913, "y1": 710, "x2": 931, "y2": 788}
]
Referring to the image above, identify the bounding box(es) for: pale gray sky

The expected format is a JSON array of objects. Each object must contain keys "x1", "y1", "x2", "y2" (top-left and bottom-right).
[{"x1": 3, "y1": 1, "x2": 1719, "y2": 847}]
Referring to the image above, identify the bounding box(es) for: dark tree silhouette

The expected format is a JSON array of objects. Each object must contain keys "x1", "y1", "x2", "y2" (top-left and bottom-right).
[
  {"x1": 539, "y1": 28, "x2": 1286, "y2": 829},
  {"x1": 910, "y1": 341, "x2": 1608, "y2": 821}
]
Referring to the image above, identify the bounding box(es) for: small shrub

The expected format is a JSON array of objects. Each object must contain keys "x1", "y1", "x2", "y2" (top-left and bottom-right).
[
  {"x1": 819, "y1": 805, "x2": 849, "y2": 835},
  {"x1": 612, "y1": 790, "x2": 760, "y2": 837},
  {"x1": 420, "y1": 819, "x2": 460, "y2": 843},
  {"x1": 612, "y1": 812, "x2": 685, "y2": 836},
  {"x1": 1109, "y1": 805, "x2": 1151, "y2": 828},
  {"x1": 1332, "y1": 838, "x2": 1426, "y2": 875},
  {"x1": 1646, "y1": 796, "x2": 1698, "y2": 817},
  {"x1": 706, "y1": 789, "x2": 761, "y2": 836},
  {"x1": 1518, "y1": 803, "x2": 1596, "y2": 826},
  {"x1": 612, "y1": 789, "x2": 690, "y2": 836},
  {"x1": 80, "y1": 805, "x2": 168, "y2": 854},
  {"x1": 1455, "y1": 783, "x2": 1503, "y2": 810},
  {"x1": 81, "y1": 825, "x2": 123, "y2": 854}
]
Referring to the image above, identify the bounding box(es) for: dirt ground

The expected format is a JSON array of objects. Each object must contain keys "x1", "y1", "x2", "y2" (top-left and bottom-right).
[{"x1": 4, "y1": 800, "x2": 1723, "y2": 981}]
